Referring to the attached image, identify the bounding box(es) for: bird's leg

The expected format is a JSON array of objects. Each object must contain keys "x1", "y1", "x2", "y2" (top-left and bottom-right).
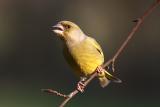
[
  {"x1": 77, "y1": 77, "x2": 87, "y2": 93},
  {"x1": 96, "y1": 66, "x2": 105, "y2": 75}
]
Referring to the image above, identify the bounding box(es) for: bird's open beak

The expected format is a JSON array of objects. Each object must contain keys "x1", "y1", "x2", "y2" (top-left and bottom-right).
[{"x1": 52, "y1": 23, "x2": 64, "y2": 36}]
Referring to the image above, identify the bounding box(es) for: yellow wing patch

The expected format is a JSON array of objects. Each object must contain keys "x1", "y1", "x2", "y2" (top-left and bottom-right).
[{"x1": 86, "y1": 37, "x2": 104, "y2": 56}]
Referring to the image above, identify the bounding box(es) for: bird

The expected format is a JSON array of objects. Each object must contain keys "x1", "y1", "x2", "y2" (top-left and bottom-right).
[{"x1": 52, "y1": 20, "x2": 121, "y2": 92}]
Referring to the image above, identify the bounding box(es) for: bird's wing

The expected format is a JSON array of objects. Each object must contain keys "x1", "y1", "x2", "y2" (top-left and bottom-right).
[{"x1": 86, "y1": 37, "x2": 104, "y2": 56}]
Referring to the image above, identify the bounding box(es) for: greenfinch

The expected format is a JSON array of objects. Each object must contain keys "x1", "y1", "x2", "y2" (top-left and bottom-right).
[{"x1": 52, "y1": 21, "x2": 121, "y2": 91}]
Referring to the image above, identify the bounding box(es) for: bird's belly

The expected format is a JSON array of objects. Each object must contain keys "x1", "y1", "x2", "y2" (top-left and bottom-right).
[{"x1": 78, "y1": 56, "x2": 100, "y2": 76}]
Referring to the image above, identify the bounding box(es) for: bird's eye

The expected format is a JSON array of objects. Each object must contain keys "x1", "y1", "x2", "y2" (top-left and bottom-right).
[{"x1": 65, "y1": 25, "x2": 71, "y2": 29}]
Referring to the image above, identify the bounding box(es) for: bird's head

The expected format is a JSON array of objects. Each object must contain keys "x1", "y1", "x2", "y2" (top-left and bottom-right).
[{"x1": 52, "y1": 21, "x2": 86, "y2": 43}]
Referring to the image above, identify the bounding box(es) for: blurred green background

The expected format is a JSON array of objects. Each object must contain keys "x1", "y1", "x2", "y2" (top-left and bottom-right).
[{"x1": 0, "y1": 0, "x2": 160, "y2": 107}]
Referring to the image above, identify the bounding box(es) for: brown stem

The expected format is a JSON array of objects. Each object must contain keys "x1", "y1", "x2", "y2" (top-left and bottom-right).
[
  {"x1": 103, "y1": 0, "x2": 160, "y2": 68},
  {"x1": 43, "y1": 1, "x2": 160, "y2": 107},
  {"x1": 41, "y1": 89, "x2": 68, "y2": 98},
  {"x1": 59, "y1": 72, "x2": 98, "y2": 107},
  {"x1": 59, "y1": 90, "x2": 78, "y2": 107}
]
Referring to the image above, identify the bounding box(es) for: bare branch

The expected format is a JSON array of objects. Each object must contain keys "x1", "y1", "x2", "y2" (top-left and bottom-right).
[
  {"x1": 41, "y1": 89, "x2": 68, "y2": 98},
  {"x1": 103, "y1": 0, "x2": 160, "y2": 68},
  {"x1": 42, "y1": 1, "x2": 160, "y2": 107},
  {"x1": 59, "y1": 90, "x2": 78, "y2": 107}
]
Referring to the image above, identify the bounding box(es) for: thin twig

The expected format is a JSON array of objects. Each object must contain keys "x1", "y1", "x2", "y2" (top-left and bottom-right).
[
  {"x1": 59, "y1": 71, "x2": 98, "y2": 107},
  {"x1": 42, "y1": 1, "x2": 160, "y2": 107},
  {"x1": 41, "y1": 89, "x2": 68, "y2": 98}
]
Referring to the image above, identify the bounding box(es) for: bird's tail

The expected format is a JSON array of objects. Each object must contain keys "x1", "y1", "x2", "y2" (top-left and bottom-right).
[{"x1": 98, "y1": 69, "x2": 122, "y2": 88}]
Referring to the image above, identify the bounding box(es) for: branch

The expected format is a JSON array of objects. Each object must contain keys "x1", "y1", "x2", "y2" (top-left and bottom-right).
[
  {"x1": 103, "y1": 0, "x2": 160, "y2": 67},
  {"x1": 42, "y1": 0, "x2": 160, "y2": 107}
]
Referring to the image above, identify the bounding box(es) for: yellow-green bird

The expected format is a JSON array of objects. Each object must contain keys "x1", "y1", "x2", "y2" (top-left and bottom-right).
[{"x1": 52, "y1": 21, "x2": 121, "y2": 91}]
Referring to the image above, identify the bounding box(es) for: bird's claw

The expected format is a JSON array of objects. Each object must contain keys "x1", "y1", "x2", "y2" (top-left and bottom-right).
[
  {"x1": 77, "y1": 81, "x2": 85, "y2": 93},
  {"x1": 96, "y1": 66, "x2": 104, "y2": 74}
]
